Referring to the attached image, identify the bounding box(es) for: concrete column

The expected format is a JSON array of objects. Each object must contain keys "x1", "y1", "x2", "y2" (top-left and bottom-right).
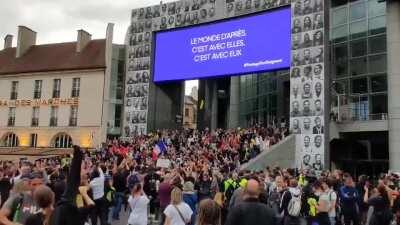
[
  {"x1": 387, "y1": 1, "x2": 400, "y2": 171},
  {"x1": 228, "y1": 76, "x2": 240, "y2": 128}
]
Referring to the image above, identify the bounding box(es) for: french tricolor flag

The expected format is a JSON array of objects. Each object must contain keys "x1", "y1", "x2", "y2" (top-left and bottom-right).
[{"x1": 152, "y1": 140, "x2": 167, "y2": 160}]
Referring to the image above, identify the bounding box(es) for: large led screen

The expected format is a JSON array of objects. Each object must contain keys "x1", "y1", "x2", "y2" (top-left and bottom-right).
[{"x1": 153, "y1": 7, "x2": 291, "y2": 82}]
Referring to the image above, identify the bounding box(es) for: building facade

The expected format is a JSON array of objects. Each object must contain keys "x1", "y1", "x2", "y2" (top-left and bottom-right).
[
  {"x1": 0, "y1": 24, "x2": 124, "y2": 149},
  {"x1": 183, "y1": 95, "x2": 197, "y2": 129}
]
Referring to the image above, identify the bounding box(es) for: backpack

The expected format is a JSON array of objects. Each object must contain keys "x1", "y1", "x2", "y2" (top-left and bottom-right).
[
  {"x1": 267, "y1": 188, "x2": 282, "y2": 217},
  {"x1": 287, "y1": 192, "x2": 302, "y2": 217}
]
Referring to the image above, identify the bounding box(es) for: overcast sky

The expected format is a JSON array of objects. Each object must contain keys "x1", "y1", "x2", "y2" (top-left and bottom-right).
[{"x1": 0, "y1": 0, "x2": 197, "y2": 94}]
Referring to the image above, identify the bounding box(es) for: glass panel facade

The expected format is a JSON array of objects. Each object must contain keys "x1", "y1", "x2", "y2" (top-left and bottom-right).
[
  {"x1": 239, "y1": 70, "x2": 288, "y2": 127},
  {"x1": 330, "y1": 0, "x2": 387, "y2": 120}
]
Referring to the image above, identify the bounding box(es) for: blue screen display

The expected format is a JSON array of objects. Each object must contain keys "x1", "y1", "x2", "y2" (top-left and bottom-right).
[{"x1": 153, "y1": 7, "x2": 291, "y2": 82}]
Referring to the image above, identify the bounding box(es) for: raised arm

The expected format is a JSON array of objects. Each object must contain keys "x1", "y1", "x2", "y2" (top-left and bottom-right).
[{"x1": 62, "y1": 145, "x2": 83, "y2": 201}]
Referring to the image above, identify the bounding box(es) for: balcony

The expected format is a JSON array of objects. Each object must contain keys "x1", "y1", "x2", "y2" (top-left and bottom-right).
[
  {"x1": 69, "y1": 118, "x2": 77, "y2": 127},
  {"x1": 31, "y1": 118, "x2": 39, "y2": 127},
  {"x1": 7, "y1": 117, "x2": 15, "y2": 127},
  {"x1": 10, "y1": 92, "x2": 18, "y2": 100},
  {"x1": 49, "y1": 117, "x2": 58, "y2": 127}
]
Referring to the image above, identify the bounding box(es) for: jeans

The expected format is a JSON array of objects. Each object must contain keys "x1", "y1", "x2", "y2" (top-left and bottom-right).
[
  {"x1": 112, "y1": 192, "x2": 125, "y2": 220},
  {"x1": 329, "y1": 217, "x2": 336, "y2": 225}
]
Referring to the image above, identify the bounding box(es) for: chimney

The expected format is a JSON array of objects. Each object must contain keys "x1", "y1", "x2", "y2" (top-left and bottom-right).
[
  {"x1": 16, "y1": 26, "x2": 36, "y2": 58},
  {"x1": 76, "y1": 29, "x2": 91, "y2": 52},
  {"x1": 4, "y1": 35, "x2": 13, "y2": 49}
]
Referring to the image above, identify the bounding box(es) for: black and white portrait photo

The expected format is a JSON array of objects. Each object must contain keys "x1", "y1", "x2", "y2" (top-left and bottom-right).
[
  {"x1": 292, "y1": 18, "x2": 302, "y2": 33},
  {"x1": 303, "y1": 117, "x2": 312, "y2": 134},
  {"x1": 314, "y1": 64, "x2": 323, "y2": 80},
  {"x1": 315, "y1": 81, "x2": 322, "y2": 98},
  {"x1": 314, "y1": 13, "x2": 323, "y2": 29},
  {"x1": 303, "y1": 32, "x2": 313, "y2": 48},
  {"x1": 301, "y1": 83, "x2": 312, "y2": 99},
  {"x1": 302, "y1": 99, "x2": 314, "y2": 116},
  {"x1": 313, "y1": 47, "x2": 324, "y2": 63},
  {"x1": 291, "y1": 100, "x2": 301, "y2": 117},
  {"x1": 302, "y1": 0, "x2": 313, "y2": 15},
  {"x1": 292, "y1": 118, "x2": 302, "y2": 134},
  {"x1": 302, "y1": 65, "x2": 313, "y2": 82},
  {"x1": 314, "y1": 99, "x2": 323, "y2": 116},
  {"x1": 313, "y1": 116, "x2": 324, "y2": 134},
  {"x1": 313, "y1": 30, "x2": 324, "y2": 46},
  {"x1": 303, "y1": 16, "x2": 312, "y2": 32},
  {"x1": 291, "y1": 67, "x2": 301, "y2": 78},
  {"x1": 302, "y1": 48, "x2": 312, "y2": 65}
]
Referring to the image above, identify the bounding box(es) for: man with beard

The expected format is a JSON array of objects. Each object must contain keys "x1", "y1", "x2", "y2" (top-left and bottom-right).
[
  {"x1": 292, "y1": 119, "x2": 301, "y2": 134},
  {"x1": 313, "y1": 117, "x2": 324, "y2": 134},
  {"x1": 302, "y1": 100, "x2": 315, "y2": 116},
  {"x1": 303, "y1": 117, "x2": 312, "y2": 134}
]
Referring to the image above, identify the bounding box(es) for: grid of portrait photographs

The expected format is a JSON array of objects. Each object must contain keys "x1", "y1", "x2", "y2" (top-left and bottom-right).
[
  {"x1": 225, "y1": 0, "x2": 290, "y2": 17},
  {"x1": 290, "y1": 0, "x2": 325, "y2": 171},
  {"x1": 126, "y1": 0, "x2": 221, "y2": 136}
]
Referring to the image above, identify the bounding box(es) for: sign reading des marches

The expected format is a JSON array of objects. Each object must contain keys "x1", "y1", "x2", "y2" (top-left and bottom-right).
[
  {"x1": 0, "y1": 98, "x2": 79, "y2": 107},
  {"x1": 153, "y1": 7, "x2": 291, "y2": 82}
]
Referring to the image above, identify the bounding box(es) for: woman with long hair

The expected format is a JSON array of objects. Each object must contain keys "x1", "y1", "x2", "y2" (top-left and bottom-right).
[
  {"x1": 364, "y1": 184, "x2": 393, "y2": 225},
  {"x1": 164, "y1": 187, "x2": 193, "y2": 225},
  {"x1": 196, "y1": 199, "x2": 221, "y2": 225},
  {"x1": 127, "y1": 183, "x2": 149, "y2": 225}
]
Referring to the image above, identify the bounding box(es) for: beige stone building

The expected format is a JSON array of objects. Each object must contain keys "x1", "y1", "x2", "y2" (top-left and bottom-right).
[
  {"x1": 0, "y1": 24, "x2": 124, "y2": 149},
  {"x1": 183, "y1": 95, "x2": 197, "y2": 129}
]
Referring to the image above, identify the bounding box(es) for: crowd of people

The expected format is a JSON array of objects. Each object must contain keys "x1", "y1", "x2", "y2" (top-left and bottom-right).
[{"x1": 0, "y1": 127, "x2": 399, "y2": 225}]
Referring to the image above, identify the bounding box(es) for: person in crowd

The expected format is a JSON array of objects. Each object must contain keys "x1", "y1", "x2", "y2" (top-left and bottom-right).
[
  {"x1": 164, "y1": 187, "x2": 193, "y2": 225},
  {"x1": 364, "y1": 184, "x2": 393, "y2": 225},
  {"x1": 0, "y1": 171, "x2": 44, "y2": 225},
  {"x1": 182, "y1": 181, "x2": 198, "y2": 225},
  {"x1": 339, "y1": 174, "x2": 360, "y2": 225},
  {"x1": 127, "y1": 183, "x2": 150, "y2": 225},
  {"x1": 25, "y1": 185, "x2": 54, "y2": 225},
  {"x1": 313, "y1": 179, "x2": 330, "y2": 225},
  {"x1": 89, "y1": 165, "x2": 108, "y2": 225},
  {"x1": 226, "y1": 179, "x2": 276, "y2": 225},
  {"x1": 280, "y1": 178, "x2": 302, "y2": 225},
  {"x1": 159, "y1": 173, "x2": 173, "y2": 225},
  {"x1": 196, "y1": 199, "x2": 221, "y2": 225}
]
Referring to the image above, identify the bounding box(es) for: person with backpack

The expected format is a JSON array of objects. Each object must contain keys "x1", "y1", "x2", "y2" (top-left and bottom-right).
[
  {"x1": 267, "y1": 175, "x2": 286, "y2": 225},
  {"x1": 280, "y1": 178, "x2": 302, "y2": 225}
]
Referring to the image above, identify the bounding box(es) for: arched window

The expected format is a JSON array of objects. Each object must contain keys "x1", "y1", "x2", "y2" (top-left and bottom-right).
[
  {"x1": 52, "y1": 133, "x2": 73, "y2": 148},
  {"x1": 1, "y1": 133, "x2": 19, "y2": 147}
]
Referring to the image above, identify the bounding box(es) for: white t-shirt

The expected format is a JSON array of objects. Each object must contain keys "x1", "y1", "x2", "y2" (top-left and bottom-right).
[
  {"x1": 327, "y1": 190, "x2": 337, "y2": 218},
  {"x1": 164, "y1": 202, "x2": 193, "y2": 225},
  {"x1": 128, "y1": 195, "x2": 150, "y2": 225}
]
